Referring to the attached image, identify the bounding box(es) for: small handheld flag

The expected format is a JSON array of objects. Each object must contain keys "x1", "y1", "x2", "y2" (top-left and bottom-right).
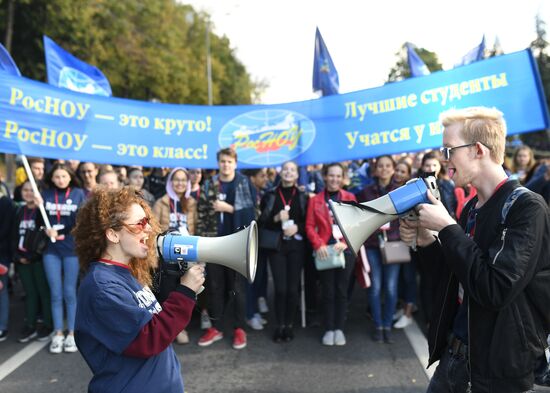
[{"x1": 43, "y1": 35, "x2": 112, "y2": 96}]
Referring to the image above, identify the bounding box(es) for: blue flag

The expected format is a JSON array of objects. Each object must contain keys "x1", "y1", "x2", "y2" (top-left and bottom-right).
[
  {"x1": 456, "y1": 36, "x2": 486, "y2": 67},
  {"x1": 43, "y1": 35, "x2": 112, "y2": 96},
  {"x1": 0, "y1": 43, "x2": 21, "y2": 76},
  {"x1": 312, "y1": 27, "x2": 339, "y2": 96},
  {"x1": 407, "y1": 43, "x2": 430, "y2": 77}
]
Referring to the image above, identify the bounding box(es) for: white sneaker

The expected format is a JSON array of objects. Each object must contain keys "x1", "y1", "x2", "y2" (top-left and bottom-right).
[
  {"x1": 393, "y1": 315, "x2": 413, "y2": 329},
  {"x1": 253, "y1": 313, "x2": 267, "y2": 325},
  {"x1": 246, "y1": 316, "x2": 264, "y2": 330},
  {"x1": 63, "y1": 335, "x2": 78, "y2": 353},
  {"x1": 176, "y1": 329, "x2": 189, "y2": 344},
  {"x1": 49, "y1": 335, "x2": 64, "y2": 354},
  {"x1": 393, "y1": 308, "x2": 404, "y2": 322},
  {"x1": 334, "y1": 330, "x2": 346, "y2": 346},
  {"x1": 200, "y1": 313, "x2": 212, "y2": 330},
  {"x1": 258, "y1": 297, "x2": 269, "y2": 313},
  {"x1": 322, "y1": 330, "x2": 335, "y2": 346}
]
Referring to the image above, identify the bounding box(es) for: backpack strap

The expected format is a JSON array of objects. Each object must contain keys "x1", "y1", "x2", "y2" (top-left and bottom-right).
[{"x1": 501, "y1": 186, "x2": 531, "y2": 225}]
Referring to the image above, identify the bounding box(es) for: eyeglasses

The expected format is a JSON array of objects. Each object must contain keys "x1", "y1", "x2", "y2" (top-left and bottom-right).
[
  {"x1": 440, "y1": 143, "x2": 477, "y2": 160},
  {"x1": 122, "y1": 216, "x2": 150, "y2": 233},
  {"x1": 172, "y1": 178, "x2": 187, "y2": 183}
]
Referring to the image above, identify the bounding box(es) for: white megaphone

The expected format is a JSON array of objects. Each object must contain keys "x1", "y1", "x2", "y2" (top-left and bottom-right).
[
  {"x1": 329, "y1": 177, "x2": 439, "y2": 256},
  {"x1": 156, "y1": 221, "x2": 258, "y2": 283}
]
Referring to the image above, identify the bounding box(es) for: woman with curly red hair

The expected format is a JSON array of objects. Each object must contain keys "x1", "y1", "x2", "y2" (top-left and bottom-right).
[{"x1": 73, "y1": 187, "x2": 204, "y2": 393}]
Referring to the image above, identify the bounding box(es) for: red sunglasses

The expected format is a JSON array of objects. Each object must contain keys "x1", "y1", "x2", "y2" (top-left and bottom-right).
[{"x1": 122, "y1": 216, "x2": 150, "y2": 233}]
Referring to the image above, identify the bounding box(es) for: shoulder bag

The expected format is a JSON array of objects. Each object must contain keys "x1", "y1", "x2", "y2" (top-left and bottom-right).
[
  {"x1": 314, "y1": 247, "x2": 345, "y2": 271},
  {"x1": 258, "y1": 228, "x2": 282, "y2": 251},
  {"x1": 379, "y1": 231, "x2": 411, "y2": 264}
]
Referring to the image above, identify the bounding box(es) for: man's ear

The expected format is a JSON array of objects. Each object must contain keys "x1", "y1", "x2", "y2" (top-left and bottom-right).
[
  {"x1": 475, "y1": 142, "x2": 487, "y2": 158},
  {"x1": 105, "y1": 228, "x2": 119, "y2": 244}
]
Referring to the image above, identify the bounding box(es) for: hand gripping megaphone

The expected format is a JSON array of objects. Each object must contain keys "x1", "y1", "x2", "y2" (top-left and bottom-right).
[
  {"x1": 329, "y1": 176, "x2": 439, "y2": 256},
  {"x1": 156, "y1": 221, "x2": 258, "y2": 283}
]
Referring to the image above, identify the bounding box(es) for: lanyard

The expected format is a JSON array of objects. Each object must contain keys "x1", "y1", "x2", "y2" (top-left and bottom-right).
[
  {"x1": 278, "y1": 186, "x2": 296, "y2": 211},
  {"x1": 474, "y1": 177, "x2": 508, "y2": 209},
  {"x1": 23, "y1": 206, "x2": 37, "y2": 222},
  {"x1": 98, "y1": 258, "x2": 130, "y2": 270},
  {"x1": 54, "y1": 187, "x2": 71, "y2": 224},
  {"x1": 467, "y1": 178, "x2": 508, "y2": 237},
  {"x1": 169, "y1": 198, "x2": 179, "y2": 215},
  {"x1": 493, "y1": 177, "x2": 508, "y2": 194}
]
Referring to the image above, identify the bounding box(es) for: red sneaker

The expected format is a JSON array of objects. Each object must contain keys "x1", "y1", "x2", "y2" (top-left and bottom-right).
[
  {"x1": 198, "y1": 328, "x2": 223, "y2": 347},
  {"x1": 232, "y1": 328, "x2": 247, "y2": 350}
]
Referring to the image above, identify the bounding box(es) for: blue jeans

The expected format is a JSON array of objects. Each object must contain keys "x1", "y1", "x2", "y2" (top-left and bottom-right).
[
  {"x1": 0, "y1": 261, "x2": 9, "y2": 331},
  {"x1": 43, "y1": 252, "x2": 79, "y2": 332},
  {"x1": 427, "y1": 346, "x2": 470, "y2": 393},
  {"x1": 245, "y1": 249, "x2": 269, "y2": 320},
  {"x1": 367, "y1": 248, "x2": 400, "y2": 329}
]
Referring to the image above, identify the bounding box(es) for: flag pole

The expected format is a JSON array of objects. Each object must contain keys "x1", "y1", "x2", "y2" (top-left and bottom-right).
[{"x1": 20, "y1": 155, "x2": 56, "y2": 243}]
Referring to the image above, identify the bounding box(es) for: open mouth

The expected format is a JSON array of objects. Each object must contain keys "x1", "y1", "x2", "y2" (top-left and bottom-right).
[
  {"x1": 139, "y1": 236, "x2": 148, "y2": 245},
  {"x1": 448, "y1": 168, "x2": 456, "y2": 178}
]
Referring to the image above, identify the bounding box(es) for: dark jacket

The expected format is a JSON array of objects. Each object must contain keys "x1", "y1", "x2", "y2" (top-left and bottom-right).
[
  {"x1": 11, "y1": 205, "x2": 45, "y2": 263},
  {"x1": 258, "y1": 186, "x2": 308, "y2": 236},
  {"x1": 420, "y1": 179, "x2": 550, "y2": 393},
  {"x1": 0, "y1": 196, "x2": 16, "y2": 263}
]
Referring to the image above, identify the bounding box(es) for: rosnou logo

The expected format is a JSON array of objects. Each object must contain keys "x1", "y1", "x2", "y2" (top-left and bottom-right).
[
  {"x1": 218, "y1": 109, "x2": 316, "y2": 166},
  {"x1": 59, "y1": 67, "x2": 110, "y2": 96}
]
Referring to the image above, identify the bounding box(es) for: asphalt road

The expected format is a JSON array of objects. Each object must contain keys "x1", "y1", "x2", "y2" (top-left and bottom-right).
[{"x1": 1, "y1": 275, "x2": 549, "y2": 393}]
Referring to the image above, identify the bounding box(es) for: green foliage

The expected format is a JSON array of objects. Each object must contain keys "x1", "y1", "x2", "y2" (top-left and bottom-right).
[
  {"x1": 525, "y1": 14, "x2": 550, "y2": 151},
  {"x1": 531, "y1": 14, "x2": 550, "y2": 110},
  {"x1": 387, "y1": 43, "x2": 443, "y2": 82},
  {"x1": 0, "y1": 0, "x2": 256, "y2": 104}
]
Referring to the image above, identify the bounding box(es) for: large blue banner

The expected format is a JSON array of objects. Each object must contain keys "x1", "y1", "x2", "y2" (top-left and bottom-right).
[{"x1": 0, "y1": 49, "x2": 547, "y2": 168}]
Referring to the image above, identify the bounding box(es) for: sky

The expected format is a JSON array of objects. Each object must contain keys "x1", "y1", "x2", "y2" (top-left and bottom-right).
[{"x1": 185, "y1": 0, "x2": 550, "y2": 104}]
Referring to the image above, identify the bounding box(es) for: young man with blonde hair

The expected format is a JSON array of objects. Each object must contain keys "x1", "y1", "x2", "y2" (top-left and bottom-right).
[{"x1": 401, "y1": 106, "x2": 550, "y2": 392}]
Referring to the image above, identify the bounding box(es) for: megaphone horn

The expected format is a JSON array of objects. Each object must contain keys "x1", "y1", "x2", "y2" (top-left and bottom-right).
[
  {"x1": 157, "y1": 221, "x2": 258, "y2": 282},
  {"x1": 329, "y1": 177, "x2": 438, "y2": 257}
]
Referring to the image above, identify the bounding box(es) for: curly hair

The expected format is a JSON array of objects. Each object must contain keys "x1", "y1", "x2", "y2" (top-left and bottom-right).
[{"x1": 72, "y1": 186, "x2": 160, "y2": 287}]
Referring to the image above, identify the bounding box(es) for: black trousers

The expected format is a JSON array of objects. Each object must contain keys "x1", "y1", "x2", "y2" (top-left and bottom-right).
[
  {"x1": 318, "y1": 252, "x2": 355, "y2": 331},
  {"x1": 268, "y1": 239, "x2": 305, "y2": 327},
  {"x1": 206, "y1": 264, "x2": 245, "y2": 330},
  {"x1": 416, "y1": 251, "x2": 437, "y2": 325},
  {"x1": 303, "y1": 241, "x2": 319, "y2": 312}
]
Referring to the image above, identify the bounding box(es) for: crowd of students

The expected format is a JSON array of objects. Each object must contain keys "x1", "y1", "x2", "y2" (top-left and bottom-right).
[{"x1": 0, "y1": 143, "x2": 548, "y2": 354}]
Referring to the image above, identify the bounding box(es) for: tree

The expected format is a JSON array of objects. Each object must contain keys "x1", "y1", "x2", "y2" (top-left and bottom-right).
[
  {"x1": 524, "y1": 14, "x2": 550, "y2": 152},
  {"x1": 0, "y1": 0, "x2": 257, "y2": 105},
  {"x1": 387, "y1": 43, "x2": 443, "y2": 82},
  {"x1": 487, "y1": 36, "x2": 504, "y2": 58}
]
